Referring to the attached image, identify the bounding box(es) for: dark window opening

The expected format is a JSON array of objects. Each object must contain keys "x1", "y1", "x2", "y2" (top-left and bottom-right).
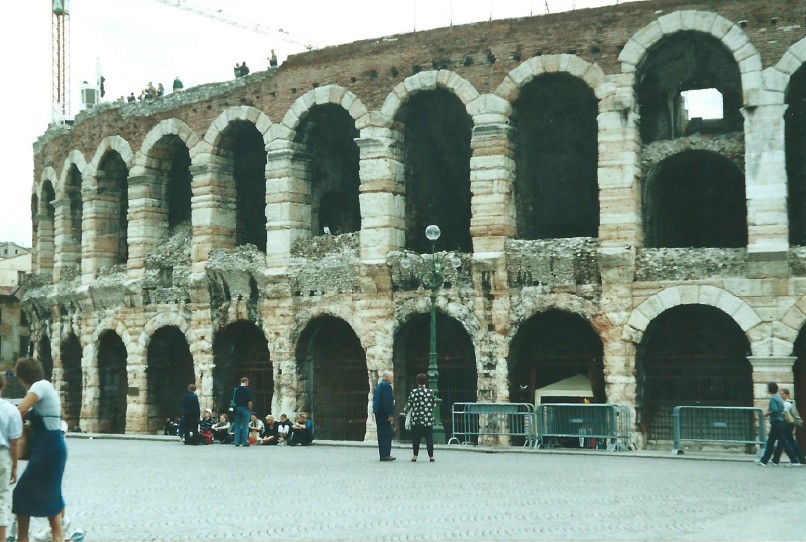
[
  {"x1": 512, "y1": 73, "x2": 599, "y2": 239},
  {"x1": 227, "y1": 122, "x2": 267, "y2": 251},
  {"x1": 146, "y1": 326, "x2": 195, "y2": 433},
  {"x1": 637, "y1": 31, "x2": 742, "y2": 143},
  {"x1": 158, "y1": 137, "x2": 193, "y2": 235},
  {"x1": 38, "y1": 336, "x2": 53, "y2": 382},
  {"x1": 99, "y1": 151, "x2": 129, "y2": 265},
  {"x1": 212, "y1": 321, "x2": 272, "y2": 416},
  {"x1": 296, "y1": 316, "x2": 367, "y2": 441},
  {"x1": 787, "y1": 65, "x2": 806, "y2": 245},
  {"x1": 636, "y1": 305, "x2": 752, "y2": 440},
  {"x1": 393, "y1": 313, "x2": 476, "y2": 440},
  {"x1": 98, "y1": 330, "x2": 128, "y2": 434},
  {"x1": 402, "y1": 89, "x2": 473, "y2": 253},
  {"x1": 296, "y1": 104, "x2": 361, "y2": 236},
  {"x1": 66, "y1": 164, "x2": 83, "y2": 264},
  {"x1": 60, "y1": 333, "x2": 83, "y2": 430},
  {"x1": 643, "y1": 150, "x2": 746, "y2": 248}
]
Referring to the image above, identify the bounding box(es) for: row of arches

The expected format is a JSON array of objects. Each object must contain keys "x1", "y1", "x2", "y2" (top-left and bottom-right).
[
  {"x1": 45, "y1": 299, "x2": 806, "y2": 445},
  {"x1": 32, "y1": 19, "x2": 806, "y2": 279}
]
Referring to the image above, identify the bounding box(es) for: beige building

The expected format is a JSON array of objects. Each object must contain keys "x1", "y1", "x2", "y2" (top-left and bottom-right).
[
  {"x1": 21, "y1": 0, "x2": 806, "y2": 448},
  {"x1": 0, "y1": 244, "x2": 31, "y2": 379}
]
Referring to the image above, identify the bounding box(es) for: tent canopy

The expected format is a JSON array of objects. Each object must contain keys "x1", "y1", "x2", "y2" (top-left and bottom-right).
[{"x1": 534, "y1": 373, "x2": 593, "y2": 405}]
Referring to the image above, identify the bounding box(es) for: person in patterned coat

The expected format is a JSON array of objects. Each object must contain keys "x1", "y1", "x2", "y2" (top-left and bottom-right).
[{"x1": 407, "y1": 373, "x2": 436, "y2": 462}]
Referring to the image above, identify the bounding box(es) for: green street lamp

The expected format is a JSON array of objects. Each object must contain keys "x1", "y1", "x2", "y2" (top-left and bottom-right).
[{"x1": 401, "y1": 224, "x2": 462, "y2": 444}]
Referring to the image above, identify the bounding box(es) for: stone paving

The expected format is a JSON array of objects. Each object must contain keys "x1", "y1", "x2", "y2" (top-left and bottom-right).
[{"x1": 25, "y1": 436, "x2": 805, "y2": 541}]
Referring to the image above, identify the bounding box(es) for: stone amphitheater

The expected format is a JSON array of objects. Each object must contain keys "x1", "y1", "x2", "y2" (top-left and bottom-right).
[{"x1": 22, "y1": 0, "x2": 806, "y2": 448}]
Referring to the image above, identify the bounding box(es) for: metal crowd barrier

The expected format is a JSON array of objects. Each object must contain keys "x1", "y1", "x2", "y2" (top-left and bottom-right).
[
  {"x1": 447, "y1": 403, "x2": 537, "y2": 447},
  {"x1": 535, "y1": 403, "x2": 632, "y2": 451},
  {"x1": 671, "y1": 406, "x2": 766, "y2": 457}
]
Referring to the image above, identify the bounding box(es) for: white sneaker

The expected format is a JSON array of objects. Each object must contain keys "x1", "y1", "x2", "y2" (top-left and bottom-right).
[{"x1": 31, "y1": 516, "x2": 71, "y2": 542}]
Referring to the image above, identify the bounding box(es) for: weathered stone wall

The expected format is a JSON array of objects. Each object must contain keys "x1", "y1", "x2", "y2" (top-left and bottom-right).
[{"x1": 22, "y1": 0, "x2": 806, "y2": 449}]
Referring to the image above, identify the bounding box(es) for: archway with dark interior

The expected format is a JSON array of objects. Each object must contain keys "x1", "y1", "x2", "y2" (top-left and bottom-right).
[
  {"x1": 212, "y1": 321, "x2": 272, "y2": 416},
  {"x1": 146, "y1": 325, "x2": 195, "y2": 433},
  {"x1": 97, "y1": 330, "x2": 128, "y2": 433},
  {"x1": 60, "y1": 333, "x2": 83, "y2": 430}
]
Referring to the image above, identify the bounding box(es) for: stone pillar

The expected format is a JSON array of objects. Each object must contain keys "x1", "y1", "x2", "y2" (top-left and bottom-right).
[
  {"x1": 81, "y1": 173, "x2": 126, "y2": 282},
  {"x1": 265, "y1": 141, "x2": 312, "y2": 269},
  {"x1": 742, "y1": 103, "x2": 789, "y2": 276},
  {"x1": 51, "y1": 197, "x2": 71, "y2": 283},
  {"x1": 126, "y1": 344, "x2": 148, "y2": 434},
  {"x1": 748, "y1": 356, "x2": 797, "y2": 410},
  {"x1": 468, "y1": 121, "x2": 516, "y2": 254},
  {"x1": 189, "y1": 161, "x2": 236, "y2": 273},
  {"x1": 79, "y1": 339, "x2": 99, "y2": 433},
  {"x1": 190, "y1": 307, "x2": 215, "y2": 410},
  {"x1": 356, "y1": 131, "x2": 405, "y2": 263},
  {"x1": 36, "y1": 211, "x2": 55, "y2": 280},
  {"x1": 597, "y1": 75, "x2": 643, "y2": 248},
  {"x1": 127, "y1": 172, "x2": 169, "y2": 279}
]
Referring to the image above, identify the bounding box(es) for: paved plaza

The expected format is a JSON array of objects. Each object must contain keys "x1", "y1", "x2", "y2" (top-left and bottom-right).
[{"x1": 30, "y1": 436, "x2": 804, "y2": 541}]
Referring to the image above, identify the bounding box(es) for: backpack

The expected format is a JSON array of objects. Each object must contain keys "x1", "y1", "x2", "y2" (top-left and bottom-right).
[{"x1": 791, "y1": 402, "x2": 803, "y2": 428}]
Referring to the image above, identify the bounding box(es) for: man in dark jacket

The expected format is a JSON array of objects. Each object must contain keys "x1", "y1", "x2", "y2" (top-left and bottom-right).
[
  {"x1": 233, "y1": 377, "x2": 254, "y2": 446},
  {"x1": 373, "y1": 371, "x2": 395, "y2": 461},
  {"x1": 181, "y1": 384, "x2": 201, "y2": 445}
]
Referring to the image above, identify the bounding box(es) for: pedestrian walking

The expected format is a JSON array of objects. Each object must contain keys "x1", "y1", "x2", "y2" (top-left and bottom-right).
[
  {"x1": 232, "y1": 377, "x2": 253, "y2": 447},
  {"x1": 757, "y1": 382, "x2": 801, "y2": 466},
  {"x1": 0, "y1": 373, "x2": 22, "y2": 542},
  {"x1": 407, "y1": 373, "x2": 436, "y2": 462},
  {"x1": 771, "y1": 388, "x2": 806, "y2": 465},
  {"x1": 373, "y1": 371, "x2": 395, "y2": 461}
]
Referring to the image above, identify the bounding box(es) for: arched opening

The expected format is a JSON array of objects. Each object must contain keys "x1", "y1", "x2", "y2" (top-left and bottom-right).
[
  {"x1": 643, "y1": 151, "x2": 746, "y2": 248},
  {"x1": 148, "y1": 135, "x2": 192, "y2": 236},
  {"x1": 63, "y1": 164, "x2": 83, "y2": 269},
  {"x1": 295, "y1": 316, "x2": 367, "y2": 440},
  {"x1": 97, "y1": 330, "x2": 128, "y2": 433},
  {"x1": 60, "y1": 333, "x2": 82, "y2": 430},
  {"x1": 295, "y1": 104, "x2": 360, "y2": 236},
  {"x1": 31, "y1": 195, "x2": 39, "y2": 267},
  {"x1": 145, "y1": 326, "x2": 195, "y2": 433},
  {"x1": 787, "y1": 64, "x2": 806, "y2": 245},
  {"x1": 637, "y1": 31, "x2": 742, "y2": 143},
  {"x1": 38, "y1": 335, "x2": 53, "y2": 382},
  {"x1": 212, "y1": 321, "x2": 271, "y2": 415},
  {"x1": 636, "y1": 304, "x2": 752, "y2": 440},
  {"x1": 512, "y1": 73, "x2": 599, "y2": 239},
  {"x1": 508, "y1": 310, "x2": 605, "y2": 406},
  {"x1": 402, "y1": 88, "x2": 473, "y2": 253},
  {"x1": 38, "y1": 181, "x2": 56, "y2": 274},
  {"x1": 97, "y1": 151, "x2": 129, "y2": 265},
  {"x1": 219, "y1": 121, "x2": 267, "y2": 251},
  {"x1": 393, "y1": 312, "x2": 476, "y2": 438}
]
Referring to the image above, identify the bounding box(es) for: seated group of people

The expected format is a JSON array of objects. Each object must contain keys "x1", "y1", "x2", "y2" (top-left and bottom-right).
[{"x1": 199, "y1": 409, "x2": 314, "y2": 446}]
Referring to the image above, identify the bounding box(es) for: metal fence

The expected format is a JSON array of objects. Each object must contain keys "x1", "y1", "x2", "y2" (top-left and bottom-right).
[
  {"x1": 535, "y1": 403, "x2": 632, "y2": 451},
  {"x1": 671, "y1": 406, "x2": 765, "y2": 456},
  {"x1": 447, "y1": 402, "x2": 537, "y2": 447}
]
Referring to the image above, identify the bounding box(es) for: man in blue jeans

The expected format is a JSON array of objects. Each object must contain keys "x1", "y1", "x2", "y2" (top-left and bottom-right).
[
  {"x1": 373, "y1": 371, "x2": 395, "y2": 461},
  {"x1": 233, "y1": 377, "x2": 254, "y2": 447},
  {"x1": 757, "y1": 382, "x2": 800, "y2": 466}
]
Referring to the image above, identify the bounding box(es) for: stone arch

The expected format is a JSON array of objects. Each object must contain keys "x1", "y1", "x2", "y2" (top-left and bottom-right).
[
  {"x1": 379, "y1": 70, "x2": 480, "y2": 126},
  {"x1": 91, "y1": 316, "x2": 135, "y2": 354},
  {"x1": 777, "y1": 297, "x2": 806, "y2": 356},
  {"x1": 623, "y1": 285, "x2": 763, "y2": 348},
  {"x1": 85, "y1": 135, "x2": 134, "y2": 183},
  {"x1": 140, "y1": 312, "x2": 192, "y2": 347},
  {"x1": 767, "y1": 37, "x2": 806, "y2": 95},
  {"x1": 57, "y1": 150, "x2": 87, "y2": 196},
  {"x1": 494, "y1": 53, "x2": 608, "y2": 103},
  {"x1": 276, "y1": 85, "x2": 368, "y2": 138},
  {"x1": 289, "y1": 304, "x2": 365, "y2": 353},
  {"x1": 618, "y1": 10, "x2": 762, "y2": 105},
  {"x1": 133, "y1": 118, "x2": 200, "y2": 173},
  {"x1": 393, "y1": 296, "x2": 484, "y2": 355},
  {"x1": 55, "y1": 150, "x2": 88, "y2": 278},
  {"x1": 202, "y1": 106, "x2": 273, "y2": 150}
]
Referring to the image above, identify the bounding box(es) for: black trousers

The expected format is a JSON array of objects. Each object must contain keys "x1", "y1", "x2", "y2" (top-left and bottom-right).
[{"x1": 411, "y1": 424, "x2": 434, "y2": 457}]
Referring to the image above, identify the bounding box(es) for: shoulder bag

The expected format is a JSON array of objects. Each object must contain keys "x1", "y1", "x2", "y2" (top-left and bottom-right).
[{"x1": 228, "y1": 388, "x2": 237, "y2": 413}]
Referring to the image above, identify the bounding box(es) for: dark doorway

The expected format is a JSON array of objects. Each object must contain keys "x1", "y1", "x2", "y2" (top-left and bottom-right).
[
  {"x1": 61, "y1": 333, "x2": 83, "y2": 430},
  {"x1": 402, "y1": 89, "x2": 473, "y2": 253},
  {"x1": 64, "y1": 164, "x2": 83, "y2": 268},
  {"x1": 643, "y1": 151, "x2": 746, "y2": 248},
  {"x1": 146, "y1": 326, "x2": 195, "y2": 433},
  {"x1": 97, "y1": 330, "x2": 128, "y2": 433},
  {"x1": 636, "y1": 305, "x2": 752, "y2": 440},
  {"x1": 512, "y1": 73, "x2": 599, "y2": 239},
  {"x1": 38, "y1": 336, "x2": 53, "y2": 381},
  {"x1": 296, "y1": 316, "x2": 367, "y2": 440},
  {"x1": 393, "y1": 312, "x2": 477, "y2": 439},
  {"x1": 98, "y1": 151, "x2": 129, "y2": 264},
  {"x1": 223, "y1": 122, "x2": 267, "y2": 251},
  {"x1": 508, "y1": 309, "x2": 605, "y2": 405},
  {"x1": 787, "y1": 64, "x2": 806, "y2": 245},
  {"x1": 792, "y1": 328, "x2": 806, "y2": 451},
  {"x1": 212, "y1": 321, "x2": 272, "y2": 416}
]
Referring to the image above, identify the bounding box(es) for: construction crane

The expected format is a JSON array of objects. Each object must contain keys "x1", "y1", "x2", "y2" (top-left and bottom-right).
[
  {"x1": 149, "y1": 0, "x2": 316, "y2": 51},
  {"x1": 52, "y1": 0, "x2": 71, "y2": 122}
]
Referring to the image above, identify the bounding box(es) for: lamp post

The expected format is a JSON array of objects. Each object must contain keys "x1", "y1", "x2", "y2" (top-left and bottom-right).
[{"x1": 401, "y1": 225, "x2": 462, "y2": 444}]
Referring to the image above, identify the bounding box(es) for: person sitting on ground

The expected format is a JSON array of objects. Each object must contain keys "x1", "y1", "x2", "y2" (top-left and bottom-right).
[
  {"x1": 145, "y1": 82, "x2": 156, "y2": 99},
  {"x1": 288, "y1": 412, "x2": 313, "y2": 446},
  {"x1": 163, "y1": 417, "x2": 179, "y2": 436},
  {"x1": 127, "y1": 92, "x2": 135, "y2": 103},
  {"x1": 277, "y1": 413, "x2": 291, "y2": 444},
  {"x1": 258, "y1": 415, "x2": 280, "y2": 445},
  {"x1": 211, "y1": 413, "x2": 231, "y2": 444},
  {"x1": 248, "y1": 413, "x2": 264, "y2": 445},
  {"x1": 199, "y1": 408, "x2": 215, "y2": 445},
  {"x1": 157, "y1": 83, "x2": 165, "y2": 96}
]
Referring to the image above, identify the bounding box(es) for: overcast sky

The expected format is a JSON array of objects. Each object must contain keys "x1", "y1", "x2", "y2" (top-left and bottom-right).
[{"x1": 0, "y1": 0, "x2": 643, "y2": 247}]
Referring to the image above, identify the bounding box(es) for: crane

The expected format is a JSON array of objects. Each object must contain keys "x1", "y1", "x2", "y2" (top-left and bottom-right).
[{"x1": 149, "y1": 0, "x2": 316, "y2": 51}]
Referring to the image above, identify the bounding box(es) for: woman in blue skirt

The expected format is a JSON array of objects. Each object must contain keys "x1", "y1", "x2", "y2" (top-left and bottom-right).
[{"x1": 12, "y1": 357, "x2": 67, "y2": 542}]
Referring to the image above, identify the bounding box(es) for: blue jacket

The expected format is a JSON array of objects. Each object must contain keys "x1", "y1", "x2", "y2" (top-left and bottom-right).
[{"x1": 373, "y1": 379, "x2": 394, "y2": 418}]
